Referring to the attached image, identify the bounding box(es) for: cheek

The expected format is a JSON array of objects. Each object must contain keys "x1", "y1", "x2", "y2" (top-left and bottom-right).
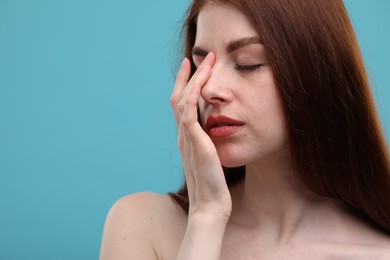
[{"x1": 249, "y1": 86, "x2": 286, "y2": 132}]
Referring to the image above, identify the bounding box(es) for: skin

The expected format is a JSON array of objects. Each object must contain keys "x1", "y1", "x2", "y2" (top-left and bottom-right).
[{"x1": 100, "y1": 2, "x2": 390, "y2": 259}]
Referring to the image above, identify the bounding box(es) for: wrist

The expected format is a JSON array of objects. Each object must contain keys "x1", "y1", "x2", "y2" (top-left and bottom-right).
[
  {"x1": 188, "y1": 210, "x2": 230, "y2": 227},
  {"x1": 176, "y1": 209, "x2": 229, "y2": 260}
]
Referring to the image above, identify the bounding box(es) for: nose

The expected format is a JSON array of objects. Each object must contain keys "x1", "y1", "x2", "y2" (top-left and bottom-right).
[{"x1": 200, "y1": 62, "x2": 233, "y2": 105}]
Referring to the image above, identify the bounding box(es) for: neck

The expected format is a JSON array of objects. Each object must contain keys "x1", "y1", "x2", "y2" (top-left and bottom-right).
[{"x1": 229, "y1": 152, "x2": 327, "y2": 243}]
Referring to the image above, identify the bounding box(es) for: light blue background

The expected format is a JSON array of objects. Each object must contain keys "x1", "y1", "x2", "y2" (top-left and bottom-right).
[{"x1": 0, "y1": 0, "x2": 389, "y2": 259}]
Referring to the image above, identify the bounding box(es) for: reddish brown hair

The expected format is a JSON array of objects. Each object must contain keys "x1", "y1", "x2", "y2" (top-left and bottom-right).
[{"x1": 169, "y1": 0, "x2": 390, "y2": 234}]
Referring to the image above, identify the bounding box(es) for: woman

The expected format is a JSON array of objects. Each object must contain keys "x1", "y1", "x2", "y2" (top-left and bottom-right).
[{"x1": 100, "y1": 0, "x2": 390, "y2": 259}]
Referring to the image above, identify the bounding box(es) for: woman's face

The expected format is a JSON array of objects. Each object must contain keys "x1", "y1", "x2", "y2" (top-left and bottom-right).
[{"x1": 194, "y1": 1, "x2": 290, "y2": 167}]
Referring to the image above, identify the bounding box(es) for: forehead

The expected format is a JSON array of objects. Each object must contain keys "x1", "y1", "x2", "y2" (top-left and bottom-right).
[{"x1": 195, "y1": 2, "x2": 258, "y2": 47}]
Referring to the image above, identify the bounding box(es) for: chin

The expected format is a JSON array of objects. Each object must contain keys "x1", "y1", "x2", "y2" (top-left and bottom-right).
[
  {"x1": 216, "y1": 142, "x2": 290, "y2": 169},
  {"x1": 217, "y1": 150, "x2": 249, "y2": 168},
  {"x1": 221, "y1": 163, "x2": 245, "y2": 169}
]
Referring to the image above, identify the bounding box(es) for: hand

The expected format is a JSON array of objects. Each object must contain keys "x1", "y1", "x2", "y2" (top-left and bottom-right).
[{"x1": 170, "y1": 52, "x2": 232, "y2": 223}]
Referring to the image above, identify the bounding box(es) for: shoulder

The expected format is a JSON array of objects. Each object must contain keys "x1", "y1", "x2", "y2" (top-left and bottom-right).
[
  {"x1": 359, "y1": 229, "x2": 390, "y2": 259},
  {"x1": 100, "y1": 192, "x2": 187, "y2": 260},
  {"x1": 319, "y1": 201, "x2": 390, "y2": 259},
  {"x1": 377, "y1": 245, "x2": 390, "y2": 259},
  {"x1": 108, "y1": 192, "x2": 187, "y2": 227},
  {"x1": 109, "y1": 192, "x2": 176, "y2": 216}
]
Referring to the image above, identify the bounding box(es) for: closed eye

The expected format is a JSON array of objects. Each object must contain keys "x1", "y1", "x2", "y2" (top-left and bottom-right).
[{"x1": 235, "y1": 64, "x2": 262, "y2": 71}]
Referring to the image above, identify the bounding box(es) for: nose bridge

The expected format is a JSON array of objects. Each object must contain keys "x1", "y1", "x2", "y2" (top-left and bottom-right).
[{"x1": 201, "y1": 60, "x2": 231, "y2": 103}]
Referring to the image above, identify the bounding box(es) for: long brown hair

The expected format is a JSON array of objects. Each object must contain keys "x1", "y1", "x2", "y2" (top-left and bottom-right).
[{"x1": 169, "y1": 0, "x2": 390, "y2": 234}]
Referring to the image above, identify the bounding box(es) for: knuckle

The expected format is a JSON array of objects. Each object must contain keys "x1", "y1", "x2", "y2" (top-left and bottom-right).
[
  {"x1": 184, "y1": 92, "x2": 197, "y2": 106},
  {"x1": 178, "y1": 102, "x2": 185, "y2": 113},
  {"x1": 169, "y1": 95, "x2": 176, "y2": 106},
  {"x1": 182, "y1": 116, "x2": 192, "y2": 127}
]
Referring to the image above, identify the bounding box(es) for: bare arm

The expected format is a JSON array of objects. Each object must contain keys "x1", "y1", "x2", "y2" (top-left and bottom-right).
[
  {"x1": 100, "y1": 193, "x2": 159, "y2": 260},
  {"x1": 175, "y1": 214, "x2": 228, "y2": 260},
  {"x1": 101, "y1": 53, "x2": 231, "y2": 260},
  {"x1": 171, "y1": 53, "x2": 232, "y2": 260}
]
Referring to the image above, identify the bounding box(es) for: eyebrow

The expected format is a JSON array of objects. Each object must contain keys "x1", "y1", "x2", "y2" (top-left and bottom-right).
[{"x1": 191, "y1": 36, "x2": 263, "y2": 57}]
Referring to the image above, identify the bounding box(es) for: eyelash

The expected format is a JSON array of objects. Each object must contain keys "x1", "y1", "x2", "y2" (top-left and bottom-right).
[
  {"x1": 235, "y1": 64, "x2": 262, "y2": 72},
  {"x1": 194, "y1": 63, "x2": 262, "y2": 72}
]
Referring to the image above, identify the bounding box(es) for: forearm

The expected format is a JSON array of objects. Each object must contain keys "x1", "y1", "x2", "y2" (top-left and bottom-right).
[{"x1": 176, "y1": 215, "x2": 227, "y2": 260}]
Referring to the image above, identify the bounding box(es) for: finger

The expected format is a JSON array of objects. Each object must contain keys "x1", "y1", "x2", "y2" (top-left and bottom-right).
[
  {"x1": 178, "y1": 52, "x2": 214, "y2": 123},
  {"x1": 171, "y1": 58, "x2": 191, "y2": 126},
  {"x1": 181, "y1": 62, "x2": 214, "y2": 147},
  {"x1": 175, "y1": 52, "x2": 215, "y2": 208},
  {"x1": 172, "y1": 52, "x2": 215, "y2": 126},
  {"x1": 172, "y1": 58, "x2": 191, "y2": 104},
  {"x1": 180, "y1": 52, "x2": 215, "y2": 103},
  {"x1": 182, "y1": 63, "x2": 211, "y2": 123}
]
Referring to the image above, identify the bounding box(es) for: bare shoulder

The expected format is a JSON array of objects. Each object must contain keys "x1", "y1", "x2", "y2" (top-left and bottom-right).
[
  {"x1": 378, "y1": 245, "x2": 390, "y2": 259},
  {"x1": 345, "y1": 211, "x2": 390, "y2": 257},
  {"x1": 107, "y1": 192, "x2": 179, "y2": 217},
  {"x1": 364, "y1": 229, "x2": 390, "y2": 259},
  {"x1": 100, "y1": 192, "x2": 186, "y2": 260},
  {"x1": 319, "y1": 202, "x2": 390, "y2": 259},
  {"x1": 351, "y1": 229, "x2": 390, "y2": 259}
]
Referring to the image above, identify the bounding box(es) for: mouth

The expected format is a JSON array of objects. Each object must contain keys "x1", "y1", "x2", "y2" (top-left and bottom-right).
[{"x1": 206, "y1": 115, "x2": 244, "y2": 138}]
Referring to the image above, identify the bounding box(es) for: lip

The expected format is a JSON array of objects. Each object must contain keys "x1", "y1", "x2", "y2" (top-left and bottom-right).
[{"x1": 206, "y1": 115, "x2": 244, "y2": 138}]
